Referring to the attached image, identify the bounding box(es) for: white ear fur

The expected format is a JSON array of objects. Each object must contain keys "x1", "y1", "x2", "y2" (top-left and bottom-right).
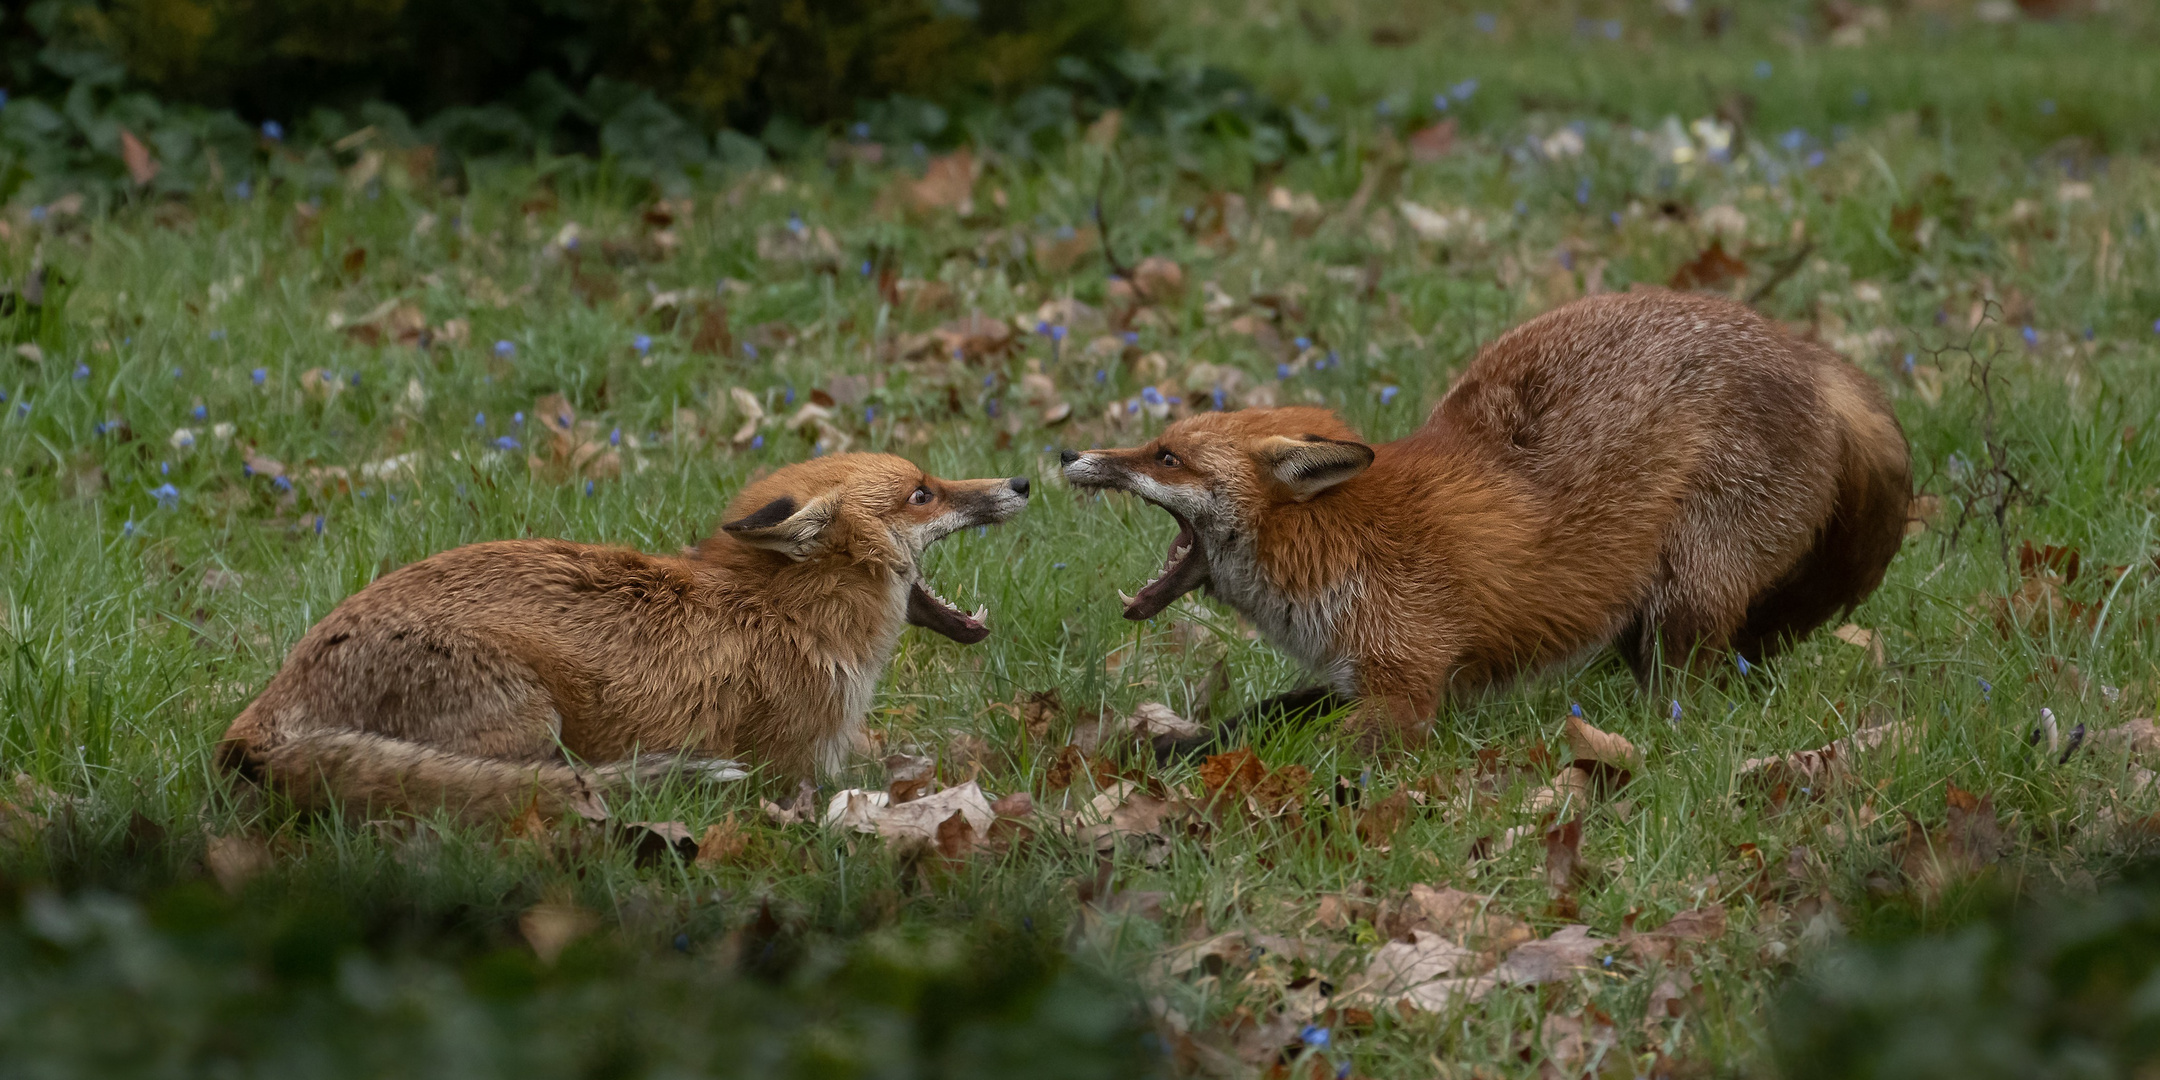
[
  {"x1": 721, "y1": 493, "x2": 838, "y2": 559},
  {"x1": 1253, "y1": 435, "x2": 1375, "y2": 500}
]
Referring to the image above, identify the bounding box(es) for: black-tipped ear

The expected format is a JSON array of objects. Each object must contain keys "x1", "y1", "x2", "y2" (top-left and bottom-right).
[
  {"x1": 722, "y1": 494, "x2": 836, "y2": 559},
  {"x1": 1253, "y1": 435, "x2": 1375, "y2": 500}
]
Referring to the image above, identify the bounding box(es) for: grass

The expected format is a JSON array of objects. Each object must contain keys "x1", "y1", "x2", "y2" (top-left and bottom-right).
[{"x1": 4, "y1": 1, "x2": 2160, "y2": 1075}]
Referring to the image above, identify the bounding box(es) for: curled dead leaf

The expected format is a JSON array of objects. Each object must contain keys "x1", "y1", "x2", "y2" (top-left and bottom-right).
[
  {"x1": 204, "y1": 832, "x2": 273, "y2": 895},
  {"x1": 520, "y1": 901, "x2": 599, "y2": 964}
]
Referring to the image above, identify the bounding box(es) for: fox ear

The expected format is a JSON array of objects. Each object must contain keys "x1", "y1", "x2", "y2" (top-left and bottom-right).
[
  {"x1": 1254, "y1": 435, "x2": 1374, "y2": 500},
  {"x1": 722, "y1": 494, "x2": 838, "y2": 559}
]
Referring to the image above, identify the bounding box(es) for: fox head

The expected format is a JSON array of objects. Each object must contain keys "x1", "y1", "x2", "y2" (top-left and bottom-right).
[
  {"x1": 719, "y1": 453, "x2": 1031, "y2": 642},
  {"x1": 1060, "y1": 407, "x2": 1374, "y2": 620}
]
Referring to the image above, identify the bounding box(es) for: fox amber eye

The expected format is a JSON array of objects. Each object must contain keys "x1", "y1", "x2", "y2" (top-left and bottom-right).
[
  {"x1": 909, "y1": 486, "x2": 934, "y2": 506},
  {"x1": 1157, "y1": 450, "x2": 1182, "y2": 469}
]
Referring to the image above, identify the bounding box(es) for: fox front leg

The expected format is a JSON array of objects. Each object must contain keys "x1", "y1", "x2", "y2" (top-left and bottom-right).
[{"x1": 1344, "y1": 689, "x2": 1438, "y2": 753}]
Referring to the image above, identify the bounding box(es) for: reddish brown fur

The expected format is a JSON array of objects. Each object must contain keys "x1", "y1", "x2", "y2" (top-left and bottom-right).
[
  {"x1": 218, "y1": 453, "x2": 1028, "y2": 821},
  {"x1": 1065, "y1": 289, "x2": 1909, "y2": 741}
]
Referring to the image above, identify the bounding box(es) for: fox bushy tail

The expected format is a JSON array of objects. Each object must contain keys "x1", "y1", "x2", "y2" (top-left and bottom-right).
[{"x1": 216, "y1": 731, "x2": 744, "y2": 823}]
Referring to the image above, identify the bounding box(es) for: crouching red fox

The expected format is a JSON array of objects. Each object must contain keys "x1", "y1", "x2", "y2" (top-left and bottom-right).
[
  {"x1": 218, "y1": 453, "x2": 1030, "y2": 821},
  {"x1": 1063, "y1": 289, "x2": 1909, "y2": 744}
]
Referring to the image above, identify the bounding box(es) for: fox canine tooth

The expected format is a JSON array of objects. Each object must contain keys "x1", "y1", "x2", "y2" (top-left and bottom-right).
[
  {"x1": 1118, "y1": 589, "x2": 1138, "y2": 607},
  {"x1": 971, "y1": 605, "x2": 988, "y2": 623}
]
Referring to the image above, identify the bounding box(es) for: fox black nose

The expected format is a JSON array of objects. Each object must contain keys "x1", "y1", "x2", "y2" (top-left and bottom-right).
[
  {"x1": 1008, "y1": 476, "x2": 1030, "y2": 497},
  {"x1": 1058, "y1": 450, "x2": 1079, "y2": 465}
]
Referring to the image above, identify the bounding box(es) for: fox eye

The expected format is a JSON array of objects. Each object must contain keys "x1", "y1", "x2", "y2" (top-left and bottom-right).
[
  {"x1": 1157, "y1": 450, "x2": 1182, "y2": 469},
  {"x1": 909, "y1": 486, "x2": 935, "y2": 506}
]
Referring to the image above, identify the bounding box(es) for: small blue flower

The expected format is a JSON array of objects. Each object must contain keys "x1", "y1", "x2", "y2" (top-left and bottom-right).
[
  {"x1": 1571, "y1": 702, "x2": 1583, "y2": 717},
  {"x1": 1737, "y1": 654, "x2": 1752, "y2": 676},
  {"x1": 1806, "y1": 150, "x2": 1826, "y2": 168},
  {"x1": 1277, "y1": 363, "x2": 1293, "y2": 380},
  {"x1": 1325, "y1": 349, "x2": 1339, "y2": 367},
  {"x1": 864, "y1": 406, "x2": 877, "y2": 423},
  {"x1": 609, "y1": 426, "x2": 621, "y2": 446},
  {"x1": 1336, "y1": 1064, "x2": 1351, "y2": 1080},
  {"x1": 161, "y1": 461, "x2": 169, "y2": 474},
  {"x1": 192, "y1": 404, "x2": 206, "y2": 420},
  {"x1": 232, "y1": 181, "x2": 251, "y2": 201},
  {"x1": 983, "y1": 373, "x2": 997, "y2": 388},
  {"x1": 1299, "y1": 1025, "x2": 1331, "y2": 1049},
  {"x1": 1852, "y1": 88, "x2": 1870, "y2": 107},
  {"x1": 73, "y1": 363, "x2": 88, "y2": 380},
  {"x1": 585, "y1": 480, "x2": 595, "y2": 497},
  {"x1": 1575, "y1": 178, "x2": 1592, "y2": 205},
  {"x1": 1603, "y1": 18, "x2": 1621, "y2": 39},
  {"x1": 122, "y1": 519, "x2": 136, "y2": 538},
  {"x1": 1213, "y1": 387, "x2": 1227, "y2": 411},
  {"x1": 1294, "y1": 336, "x2": 1311, "y2": 350},
  {"x1": 1050, "y1": 324, "x2": 1068, "y2": 341},
  {"x1": 1670, "y1": 700, "x2": 1683, "y2": 721},
  {"x1": 743, "y1": 342, "x2": 759, "y2": 359},
  {"x1": 1474, "y1": 12, "x2": 1496, "y2": 33},
  {"x1": 27, "y1": 205, "x2": 45, "y2": 223},
  {"x1": 985, "y1": 398, "x2": 1001, "y2": 417},
  {"x1": 2039, "y1": 99, "x2": 2057, "y2": 115},
  {"x1": 860, "y1": 260, "x2": 873, "y2": 277},
  {"x1": 1095, "y1": 369, "x2": 1107, "y2": 383},
  {"x1": 208, "y1": 329, "x2": 225, "y2": 341},
  {"x1": 787, "y1": 213, "x2": 805, "y2": 235},
  {"x1": 150, "y1": 483, "x2": 179, "y2": 509},
  {"x1": 784, "y1": 386, "x2": 796, "y2": 405},
  {"x1": 474, "y1": 411, "x2": 486, "y2": 426},
  {"x1": 1122, "y1": 331, "x2": 1139, "y2": 345},
  {"x1": 634, "y1": 334, "x2": 652, "y2": 355},
  {"x1": 494, "y1": 435, "x2": 521, "y2": 451},
  {"x1": 171, "y1": 367, "x2": 183, "y2": 379},
  {"x1": 1755, "y1": 60, "x2": 1773, "y2": 79},
  {"x1": 1432, "y1": 94, "x2": 1449, "y2": 112},
  {"x1": 261, "y1": 120, "x2": 284, "y2": 141},
  {"x1": 2022, "y1": 326, "x2": 2038, "y2": 347},
  {"x1": 314, "y1": 516, "x2": 325, "y2": 536},
  {"x1": 252, "y1": 368, "x2": 267, "y2": 386},
  {"x1": 750, "y1": 434, "x2": 765, "y2": 450},
  {"x1": 512, "y1": 411, "x2": 525, "y2": 425},
  {"x1": 1126, "y1": 399, "x2": 1141, "y2": 415},
  {"x1": 850, "y1": 122, "x2": 871, "y2": 140},
  {"x1": 1780, "y1": 128, "x2": 1806, "y2": 153},
  {"x1": 1902, "y1": 353, "x2": 1916, "y2": 373},
  {"x1": 348, "y1": 371, "x2": 361, "y2": 387},
  {"x1": 1380, "y1": 385, "x2": 1400, "y2": 404},
  {"x1": 1978, "y1": 677, "x2": 1993, "y2": 700},
  {"x1": 1610, "y1": 211, "x2": 1623, "y2": 227},
  {"x1": 273, "y1": 475, "x2": 292, "y2": 492},
  {"x1": 1452, "y1": 78, "x2": 1479, "y2": 101},
  {"x1": 2152, "y1": 319, "x2": 2160, "y2": 334},
  {"x1": 494, "y1": 340, "x2": 515, "y2": 358},
  {"x1": 1053, "y1": 562, "x2": 1067, "y2": 570},
  {"x1": 554, "y1": 412, "x2": 570, "y2": 431},
  {"x1": 1141, "y1": 386, "x2": 1165, "y2": 406}
]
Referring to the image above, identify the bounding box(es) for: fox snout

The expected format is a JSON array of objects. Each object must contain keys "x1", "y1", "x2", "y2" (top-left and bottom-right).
[{"x1": 947, "y1": 476, "x2": 1031, "y2": 528}]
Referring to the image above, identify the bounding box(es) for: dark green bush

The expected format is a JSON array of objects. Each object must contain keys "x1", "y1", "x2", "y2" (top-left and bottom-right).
[
  {"x1": 9, "y1": 0, "x2": 1143, "y2": 137},
  {"x1": 1773, "y1": 863, "x2": 2160, "y2": 1078}
]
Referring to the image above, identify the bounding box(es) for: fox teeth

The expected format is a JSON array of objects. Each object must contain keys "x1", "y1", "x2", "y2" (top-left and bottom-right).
[
  {"x1": 970, "y1": 604, "x2": 988, "y2": 624},
  {"x1": 1118, "y1": 588, "x2": 1138, "y2": 607}
]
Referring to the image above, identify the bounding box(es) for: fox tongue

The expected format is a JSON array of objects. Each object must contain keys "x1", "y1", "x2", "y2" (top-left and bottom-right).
[
  {"x1": 1123, "y1": 523, "x2": 1209, "y2": 620},
  {"x1": 908, "y1": 580, "x2": 990, "y2": 644}
]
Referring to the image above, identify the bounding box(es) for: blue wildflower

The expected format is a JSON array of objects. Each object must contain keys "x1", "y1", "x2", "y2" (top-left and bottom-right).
[
  {"x1": 122, "y1": 520, "x2": 136, "y2": 537},
  {"x1": 585, "y1": 480, "x2": 595, "y2": 497},
  {"x1": 744, "y1": 342, "x2": 759, "y2": 359},
  {"x1": 1095, "y1": 369, "x2": 1107, "y2": 383},
  {"x1": 1671, "y1": 700, "x2": 1683, "y2": 721},
  {"x1": 274, "y1": 475, "x2": 292, "y2": 492},
  {"x1": 609, "y1": 427, "x2": 621, "y2": 447},
  {"x1": 1433, "y1": 94, "x2": 1450, "y2": 112},
  {"x1": 864, "y1": 406, "x2": 876, "y2": 423},
  {"x1": 985, "y1": 399, "x2": 1001, "y2": 417},
  {"x1": 634, "y1": 334, "x2": 652, "y2": 355},
  {"x1": 2022, "y1": 326, "x2": 2038, "y2": 346},
  {"x1": 983, "y1": 373, "x2": 997, "y2": 388},
  {"x1": 1452, "y1": 78, "x2": 1479, "y2": 101},
  {"x1": 151, "y1": 483, "x2": 179, "y2": 509},
  {"x1": 1576, "y1": 178, "x2": 1592, "y2": 205},
  {"x1": 1141, "y1": 386, "x2": 1165, "y2": 406},
  {"x1": 73, "y1": 363, "x2": 88, "y2": 380},
  {"x1": 494, "y1": 340, "x2": 514, "y2": 358},
  {"x1": 850, "y1": 122, "x2": 871, "y2": 140},
  {"x1": 1213, "y1": 387, "x2": 1227, "y2": 411},
  {"x1": 314, "y1": 516, "x2": 325, "y2": 536},
  {"x1": 1780, "y1": 128, "x2": 1806, "y2": 153},
  {"x1": 349, "y1": 371, "x2": 361, "y2": 387},
  {"x1": 787, "y1": 213, "x2": 805, "y2": 234},
  {"x1": 1806, "y1": 150, "x2": 1826, "y2": 168},
  {"x1": 233, "y1": 181, "x2": 251, "y2": 200},
  {"x1": 784, "y1": 386, "x2": 795, "y2": 405},
  {"x1": 1903, "y1": 353, "x2": 1916, "y2": 373},
  {"x1": 1277, "y1": 363, "x2": 1293, "y2": 380},
  {"x1": 193, "y1": 405, "x2": 206, "y2": 420},
  {"x1": 1474, "y1": 12, "x2": 1496, "y2": 33},
  {"x1": 1051, "y1": 324, "x2": 1069, "y2": 341},
  {"x1": 1755, "y1": 60, "x2": 1773, "y2": 79},
  {"x1": 474, "y1": 411, "x2": 486, "y2": 426},
  {"x1": 1603, "y1": 18, "x2": 1621, "y2": 39},
  {"x1": 512, "y1": 411, "x2": 524, "y2": 425},
  {"x1": 750, "y1": 434, "x2": 765, "y2": 450},
  {"x1": 1123, "y1": 331, "x2": 1139, "y2": 345},
  {"x1": 555, "y1": 412, "x2": 570, "y2": 430},
  {"x1": 1294, "y1": 336, "x2": 1312, "y2": 350},
  {"x1": 494, "y1": 435, "x2": 521, "y2": 451},
  {"x1": 261, "y1": 120, "x2": 283, "y2": 141},
  {"x1": 2039, "y1": 99, "x2": 2057, "y2": 115},
  {"x1": 161, "y1": 461, "x2": 169, "y2": 474},
  {"x1": 1737, "y1": 654, "x2": 1751, "y2": 676},
  {"x1": 1300, "y1": 1025, "x2": 1331, "y2": 1049},
  {"x1": 1380, "y1": 385, "x2": 1400, "y2": 404},
  {"x1": 1053, "y1": 562, "x2": 1067, "y2": 570},
  {"x1": 208, "y1": 329, "x2": 225, "y2": 341},
  {"x1": 1571, "y1": 702, "x2": 1583, "y2": 717},
  {"x1": 860, "y1": 260, "x2": 873, "y2": 277},
  {"x1": 252, "y1": 368, "x2": 267, "y2": 385},
  {"x1": 27, "y1": 206, "x2": 45, "y2": 223},
  {"x1": 1978, "y1": 677, "x2": 1992, "y2": 700}
]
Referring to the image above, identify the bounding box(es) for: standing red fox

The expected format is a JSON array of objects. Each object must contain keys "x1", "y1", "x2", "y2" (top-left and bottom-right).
[
  {"x1": 218, "y1": 454, "x2": 1030, "y2": 821},
  {"x1": 1063, "y1": 289, "x2": 1908, "y2": 743}
]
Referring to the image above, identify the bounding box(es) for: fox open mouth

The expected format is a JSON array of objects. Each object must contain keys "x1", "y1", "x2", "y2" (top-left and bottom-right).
[
  {"x1": 907, "y1": 577, "x2": 991, "y2": 643},
  {"x1": 1120, "y1": 505, "x2": 1212, "y2": 620}
]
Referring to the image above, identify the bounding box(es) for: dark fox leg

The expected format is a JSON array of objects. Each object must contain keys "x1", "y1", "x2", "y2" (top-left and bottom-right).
[{"x1": 1153, "y1": 686, "x2": 1352, "y2": 763}]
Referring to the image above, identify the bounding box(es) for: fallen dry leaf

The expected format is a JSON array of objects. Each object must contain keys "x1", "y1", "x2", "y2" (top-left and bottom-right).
[
  {"x1": 1356, "y1": 789, "x2": 1412, "y2": 848},
  {"x1": 762, "y1": 779, "x2": 819, "y2": 826},
  {"x1": 620, "y1": 820, "x2": 698, "y2": 865},
  {"x1": 1544, "y1": 818, "x2": 1588, "y2": 902},
  {"x1": 906, "y1": 149, "x2": 978, "y2": 215},
  {"x1": 825, "y1": 780, "x2": 996, "y2": 847},
  {"x1": 1540, "y1": 1009, "x2": 1620, "y2": 1076},
  {"x1": 1347, "y1": 930, "x2": 1477, "y2": 998},
  {"x1": 1565, "y1": 715, "x2": 1642, "y2": 773},
  {"x1": 1668, "y1": 239, "x2": 1749, "y2": 292},
  {"x1": 520, "y1": 901, "x2": 599, "y2": 964},
  {"x1": 1738, "y1": 713, "x2": 1915, "y2": 803},
  {"x1": 1490, "y1": 924, "x2": 1610, "y2": 986},
  {"x1": 695, "y1": 817, "x2": 751, "y2": 865},
  {"x1": 119, "y1": 129, "x2": 160, "y2": 186},
  {"x1": 204, "y1": 832, "x2": 273, "y2": 895}
]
